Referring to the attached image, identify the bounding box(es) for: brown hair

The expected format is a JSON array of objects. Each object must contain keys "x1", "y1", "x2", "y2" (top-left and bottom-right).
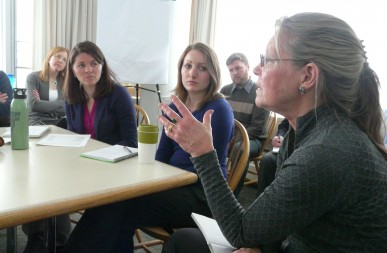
[
  {"x1": 64, "y1": 41, "x2": 119, "y2": 104},
  {"x1": 174, "y1": 42, "x2": 223, "y2": 109},
  {"x1": 226, "y1": 52, "x2": 249, "y2": 66}
]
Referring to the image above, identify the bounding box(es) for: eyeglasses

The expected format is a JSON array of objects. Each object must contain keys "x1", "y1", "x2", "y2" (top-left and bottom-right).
[{"x1": 260, "y1": 54, "x2": 305, "y2": 67}]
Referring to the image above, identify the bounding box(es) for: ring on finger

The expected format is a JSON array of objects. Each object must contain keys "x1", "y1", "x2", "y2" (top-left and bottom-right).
[{"x1": 167, "y1": 124, "x2": 174, "y2": 132}]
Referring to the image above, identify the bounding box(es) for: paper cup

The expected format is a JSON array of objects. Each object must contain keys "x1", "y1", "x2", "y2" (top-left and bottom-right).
[{"x1": 137, "y1": 124, "x2": 159, "y2": 163}]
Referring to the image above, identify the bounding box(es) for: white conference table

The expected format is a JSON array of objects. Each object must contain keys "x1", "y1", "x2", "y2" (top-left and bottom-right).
[{"x1": 0, "y1": 126, "x2": 198, "y2": 252}]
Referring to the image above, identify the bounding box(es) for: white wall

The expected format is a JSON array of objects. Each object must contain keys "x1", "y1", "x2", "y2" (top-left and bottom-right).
[
  {"x1": 214, "y1": 0, "x2": 387, "y2": 109},
  {"x1": 135, "y1": 0, "x2": 191, "y2": 125}
]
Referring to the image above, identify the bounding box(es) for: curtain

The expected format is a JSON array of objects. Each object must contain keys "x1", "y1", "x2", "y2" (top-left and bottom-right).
[
  {"x1": 189, "y1": 0, "x2": 217, "y2": 47},
  {"x1": 32, "y1": 0, "x2": 50, "y2": 70},
  {"x1": 32, "y1": 0, "x2": 97, "y2": 70}
]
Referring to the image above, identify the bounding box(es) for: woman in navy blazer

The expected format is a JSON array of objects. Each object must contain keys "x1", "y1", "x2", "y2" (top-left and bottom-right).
[{"x1": 64, "y1": 41, "x2": 137, "y2": 148}]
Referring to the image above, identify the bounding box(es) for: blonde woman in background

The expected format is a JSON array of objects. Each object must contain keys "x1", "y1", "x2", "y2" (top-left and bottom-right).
[{"x1": 27, "y1": 46, "x2": 69, "y2": 128}]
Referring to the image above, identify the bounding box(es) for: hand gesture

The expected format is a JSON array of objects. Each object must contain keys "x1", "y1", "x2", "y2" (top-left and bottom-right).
[
  {"x1": 271, "y1": 135, "x2": 283, "y2": 148},
  {"x1": 158, "y1": 95, "x2": 214, "y2": 157}
]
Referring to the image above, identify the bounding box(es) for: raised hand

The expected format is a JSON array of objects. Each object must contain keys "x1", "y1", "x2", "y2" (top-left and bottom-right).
[{"x1": 158, "y1": 95, "x2": 215, "y2": 157}]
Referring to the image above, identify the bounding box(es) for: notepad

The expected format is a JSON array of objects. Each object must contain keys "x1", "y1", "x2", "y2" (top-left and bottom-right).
[
  {"x1": 81, "y1": 145, "x2": 138, "y2": 163},
  {"x1": 191, "y1": 213, "x2": 235, "y2": 253},
  {"x1": 2, "y1": 125, "x2": 50, "y2": 138}
]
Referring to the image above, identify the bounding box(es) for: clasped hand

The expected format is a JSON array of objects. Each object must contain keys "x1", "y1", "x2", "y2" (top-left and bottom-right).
[
  {"x1": 157, "y1": 95, "x2": 214, "y2": 158},
  {"x1": 0, "y1": 92, "x2": 8, "y2": 103}
]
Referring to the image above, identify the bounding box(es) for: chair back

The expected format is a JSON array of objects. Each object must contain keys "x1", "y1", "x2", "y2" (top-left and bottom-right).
[
  {"x1": 263, "y1": 112, "x2": 278, "y2": 154},
  {"x1": 244, "y1": 111, "x2": 278, "y2": 186},
  {"x1": 257, "y1": 111, "x2": 278, "y2": 159},
  {"x1": 227, "y1": 119, "x2": 250, "y2": 192},
  {"x1": 134, "y1": 104, "x2": 150, "y2": 126},
  {"x1": 135, "y1": 119, "x2": 249, "y2": 251}
]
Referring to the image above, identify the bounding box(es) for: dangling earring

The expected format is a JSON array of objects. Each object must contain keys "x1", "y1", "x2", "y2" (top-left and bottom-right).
[{"x1": 298, "y1": 86, "x2": 306, "y2": 94}]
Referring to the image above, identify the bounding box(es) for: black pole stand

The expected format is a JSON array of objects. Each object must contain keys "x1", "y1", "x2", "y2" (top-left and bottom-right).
[{"x1": 134, "y1": 83, "x2": 162, "y2": 105}]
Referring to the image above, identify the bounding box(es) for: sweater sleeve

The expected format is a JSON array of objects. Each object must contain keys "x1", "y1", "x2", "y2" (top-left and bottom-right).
[
  {"x1": 192, "y1": 143, "x2": 359, "y2": 249},
  {"x1": 0, "y1": 71, "x2": 13, "y2": 120},
  {"x1": 110, "y1": 85, "x2": 137, "y2": 147},
  {"x1": 208, "y1": 99, "x2": 234, "y2": 177},
  {"x1": 27, "y1": 72, "x2": 64, "y2": 113}
]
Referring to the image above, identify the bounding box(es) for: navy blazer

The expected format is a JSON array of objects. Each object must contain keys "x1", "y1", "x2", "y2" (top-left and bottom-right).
[{"x1": 65, "y1": 84, "x2": 137, "y2": 148}]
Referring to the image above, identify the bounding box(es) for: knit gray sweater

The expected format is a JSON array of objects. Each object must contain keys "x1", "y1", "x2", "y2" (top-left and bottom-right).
[{"x1": 192, "y1": 106, "x2": 387, "y2": 253}]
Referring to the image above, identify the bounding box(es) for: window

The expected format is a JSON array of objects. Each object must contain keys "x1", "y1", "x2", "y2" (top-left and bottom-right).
[
  {"x1": 15, "y1": 0, "x2": 33, "y2": 88},
  {"x1": 0, "y1": 0, "x2": 33, "y2": 88},
  {"x1": 214, "y1": 0, "x2": 387, "y2": 109}
]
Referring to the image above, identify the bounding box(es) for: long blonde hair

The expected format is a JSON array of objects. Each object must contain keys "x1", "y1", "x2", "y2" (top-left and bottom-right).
[
  {"x1": 39, "y1": 46, "x2": 69, "y2": 83},
  {"x1": 174, "y1": 42, "x2": 223, "y2": 109}
]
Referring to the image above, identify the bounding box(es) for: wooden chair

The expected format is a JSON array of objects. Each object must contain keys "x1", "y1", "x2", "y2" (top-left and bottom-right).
[
  {"x1": 134, "y1": 119, "x2": 250, "y2": 252},
  {"x1": 226, "y1": 119, "x2": 250, "y2": 192},
  {"x1": 70, "y1": 104, "x2": 150, "y2": 225},
  {"x1": 244, "y1": 111, "x2": 278, "y2": 185},
  {"x1": 134, "y1": 103, "x2": 150, "y2": 125}
]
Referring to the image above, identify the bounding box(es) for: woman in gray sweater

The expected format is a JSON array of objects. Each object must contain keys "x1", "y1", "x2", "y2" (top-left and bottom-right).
[
  {"x1": 27, "y1": 46, "x2": 69, "y2": 127},
  {"x1": 23, "y1": 46, "x2": 70, "y2": 253},
  {"x1": 158, "y1": 12, "x2": 387, "y2": 253}
]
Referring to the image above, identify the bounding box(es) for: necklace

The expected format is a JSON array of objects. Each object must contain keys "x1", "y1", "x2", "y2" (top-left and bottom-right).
[{"x1": 52, "y1": 80, "x2": 57, "y2": 86}]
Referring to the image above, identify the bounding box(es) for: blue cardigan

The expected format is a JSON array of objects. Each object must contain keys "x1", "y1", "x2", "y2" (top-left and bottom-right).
[
  {"x1": 65, "y1": 84, "x2": 137, "y2": 147},
  {"x1": 0, "y1": 71, "x2": 13, "y2": 126},
  {"x1": 156, "y1": 98, "x2": 234, "y2": 178}
]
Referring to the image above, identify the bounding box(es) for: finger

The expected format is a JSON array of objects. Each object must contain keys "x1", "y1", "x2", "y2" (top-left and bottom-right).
[
  {"x1": 170, "y1": 95, "x2": 193, "y2": 118},
  {"x1": 158, "y1": 103, "x2": 182, "y2": 122},
  {"x1": 202, "y1": 110, "x2": 214, "y2": 129},
  {"x1": 158, "y1": 116, "x2": 178, "y2": 140},
  {"x1": 157, "y1": 114, "x2": 173, "y2": 129}
]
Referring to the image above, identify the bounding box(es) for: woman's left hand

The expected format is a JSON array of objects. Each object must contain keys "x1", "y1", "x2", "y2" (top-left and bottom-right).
[
  {"x1": 158, "y1": 95, "x2": 215, "y2": 157},
  {"x1": 0, "y1": 93, "x2": 8, "y2": 103},
  {"x1": 32, "y1": 89, "x2": 40, "y2": 100}
]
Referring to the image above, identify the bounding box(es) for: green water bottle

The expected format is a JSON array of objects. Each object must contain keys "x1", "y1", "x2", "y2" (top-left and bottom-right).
[{"x1": 11, "y1": 88, "x2": 29, "y2": 150}]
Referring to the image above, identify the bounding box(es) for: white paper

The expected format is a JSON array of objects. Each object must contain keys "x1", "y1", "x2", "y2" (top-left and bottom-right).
[
  {"x1": 2, "y1": 125, "x2": 50, "y2": 138},
  {"x1": 209, "y1": 243, "x2": 235, "y2": 253},
  {"x1": 81, "y1": 145, "x2": 138, "y2": 163},
  {"x1": 191, "y1": 213, "x2": 235, "y2": 252},
  {"x1": 97, "y1": 0, "x2": 171, "y2": 84},
  {"x1": 37, "y1": 134, "x2": 90, "y2": 147},
  {"x1": 2, "y1": 137, "x2": 11, "y2": 144},
  {"x1": 272, "y1": 147, "x2": 280, "y2": 153}
]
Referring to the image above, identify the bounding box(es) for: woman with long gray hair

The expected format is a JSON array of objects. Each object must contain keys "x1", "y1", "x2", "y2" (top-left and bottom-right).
[{"x1": 159, "y1": 12, "x2": 387, "y2": 253}]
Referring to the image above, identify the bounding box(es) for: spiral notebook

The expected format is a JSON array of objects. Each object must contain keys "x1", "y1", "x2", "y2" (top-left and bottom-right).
[
  {"x1": 191, "y1": 213, "x2": 235, "y2": 253},
  {"x1": 81, "y1": 145, "x2": 138, "y2": 163}
]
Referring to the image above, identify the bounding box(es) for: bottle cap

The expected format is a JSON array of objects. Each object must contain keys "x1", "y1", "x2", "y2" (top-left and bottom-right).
[{"x1": 13, "y1": 88, "x2": 27, "y2": 99}]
